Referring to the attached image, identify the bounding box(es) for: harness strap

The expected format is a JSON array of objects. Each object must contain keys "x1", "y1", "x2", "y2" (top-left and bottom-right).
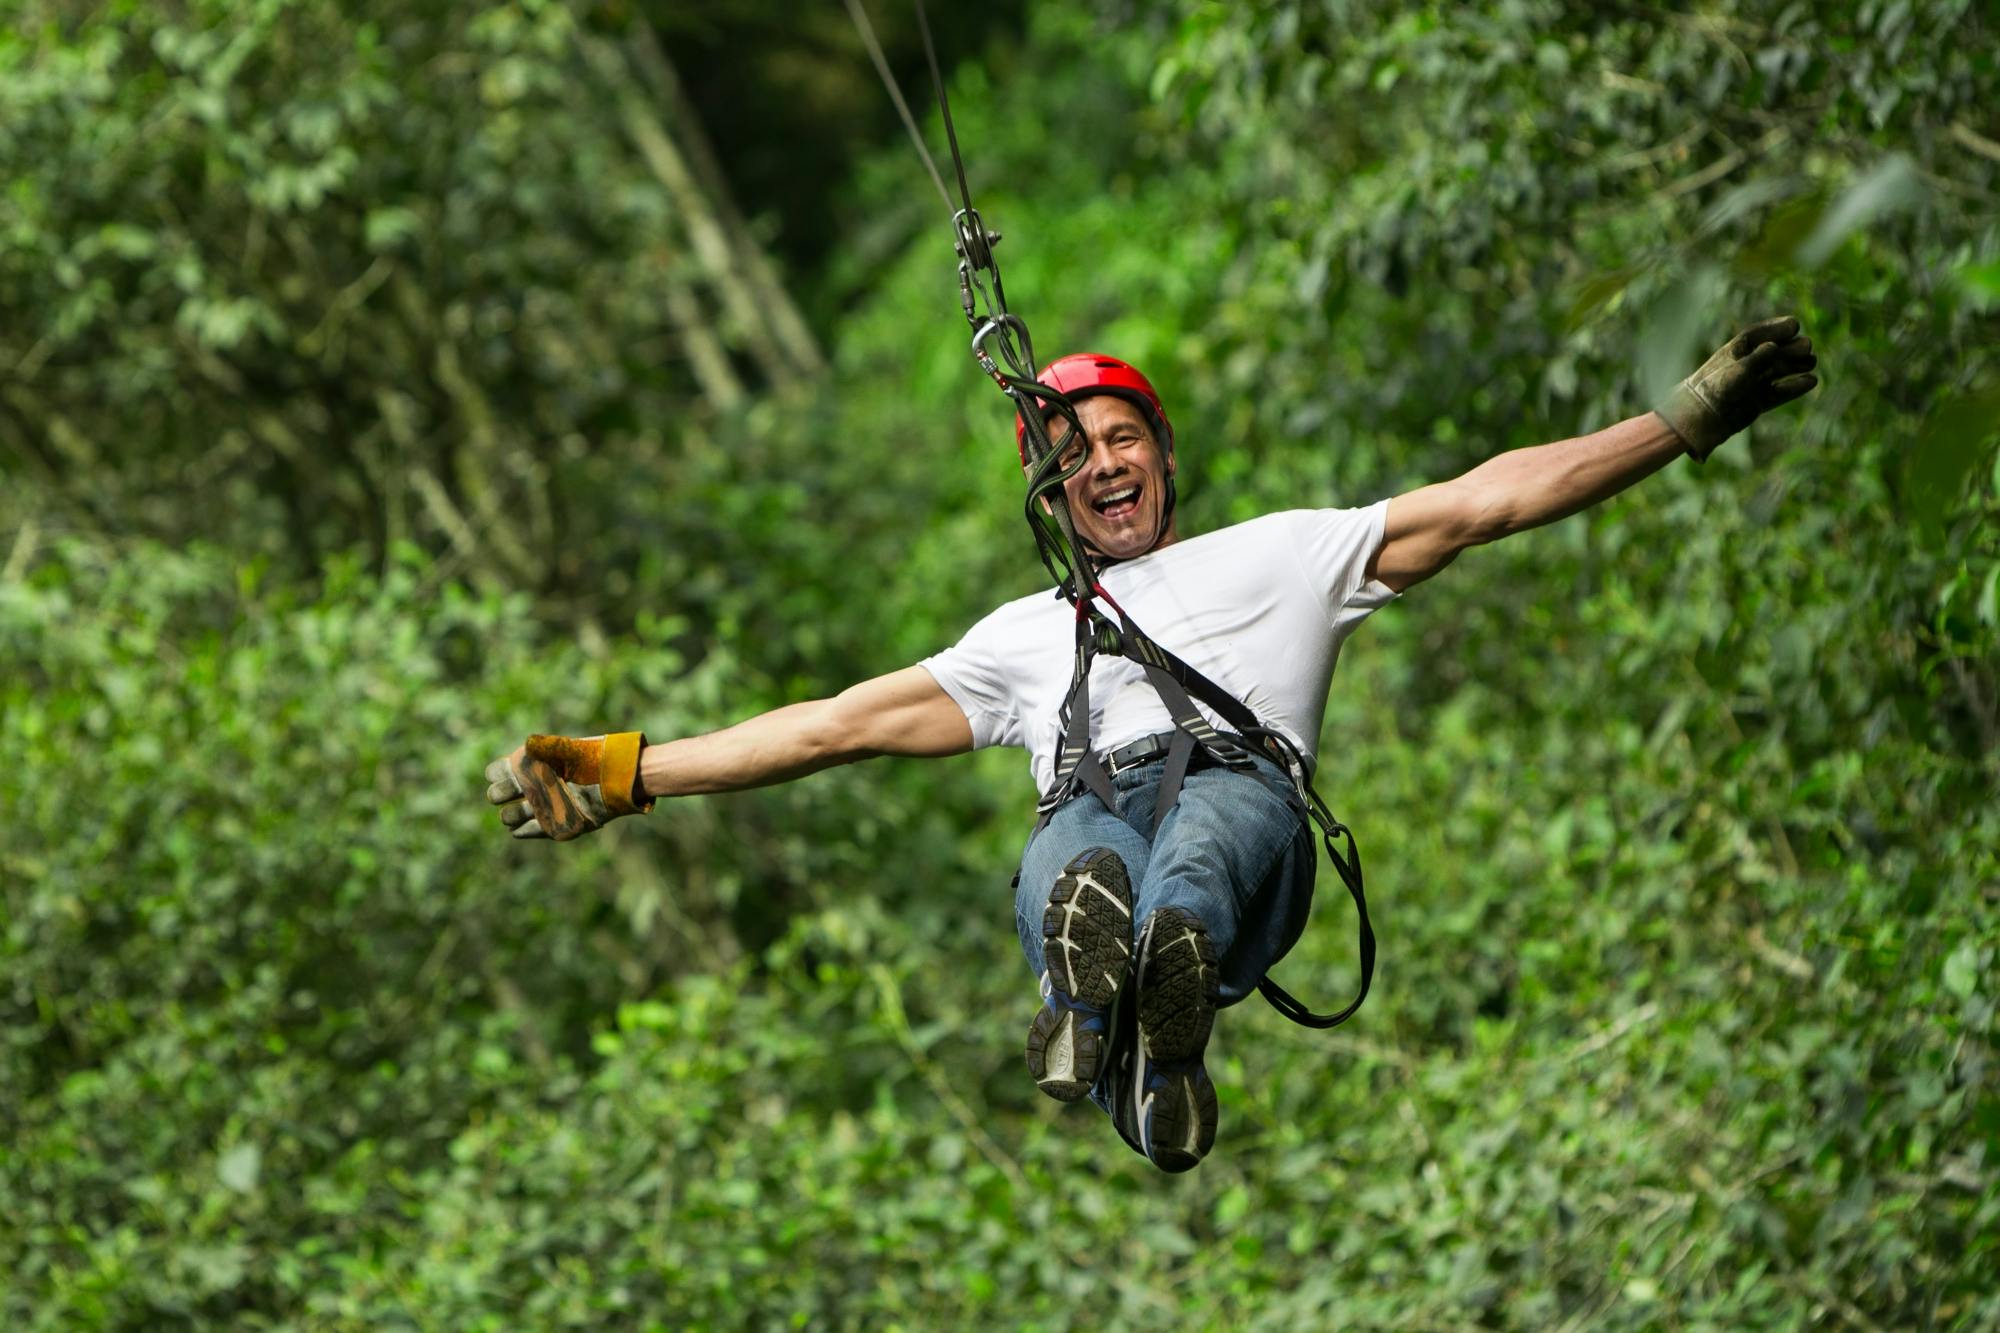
[
  {"x1": 1034, "y1": 603, "x2": 1119, "y2": 835},
  {"x1": 1255, "y1": 804, "x2": 1373, "y2": 1028},
  {"x1": 1035, "y1": 599, "x2": 1376, "y2": 1030},
  {"x1": 1152, "y1": 728, "x2": 1199, "y2": 837},
  {"x1": 1099, "y1": 592, "x2": 1261, "y2": 741},
  {"x1": 1049, "y1": 612, "x2": 1096, "y2": 794},
  {"x1": 1072, "y1": 752, "x2": 1119, "y2": 823}
]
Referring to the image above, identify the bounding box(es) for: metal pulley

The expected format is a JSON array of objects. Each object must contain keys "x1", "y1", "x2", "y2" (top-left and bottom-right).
[{"x1": 953, "y1": 207, "x2": 999, "y2": 274}]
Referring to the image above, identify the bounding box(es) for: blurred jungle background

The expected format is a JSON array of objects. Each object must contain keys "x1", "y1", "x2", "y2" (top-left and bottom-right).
[{"x1": 3, "y1": 0, "x2": 1996, "y2": 1326}]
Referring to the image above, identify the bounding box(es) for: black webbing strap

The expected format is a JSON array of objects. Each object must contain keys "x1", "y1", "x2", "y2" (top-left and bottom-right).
[
  {"x1": 1119, "y1": 625, "x2": 1256, "y2": 771},
  {"x1": 1102, "y1": 597, "x2": 1265, "y2": 755},
  {"x1": 1072, "y1": 752, "x2": 1119, "y2": 821},
  {"x1": 1255, "y1": 797, "x2": 1373, "y2": 1028},
  {"x1": 1053, "y1": 612, "x2": 1094, "y2": 779},
  {"x1": 1035, "y1": 599, "x2": 1124, "y2": 832},
  {"x1": 1152, "y1": 728, "x2": 1199, "y2": 837},
  {"x1": 1038, "y1": 595, "x2": 1253, "y2": 827},
  {"x1": 1038, "y1": 607, "x2": 1096, "y2": 819}
]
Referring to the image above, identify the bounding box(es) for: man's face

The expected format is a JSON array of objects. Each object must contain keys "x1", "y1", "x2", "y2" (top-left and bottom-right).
[{"x1": 1029, "y1": 394, "x2": 1177, "y2": 562}]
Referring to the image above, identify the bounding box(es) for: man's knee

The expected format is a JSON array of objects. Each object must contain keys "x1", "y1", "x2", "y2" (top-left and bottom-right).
[{"x1": 1014, "y1": 795, "x2": 1149, "y2": 970}]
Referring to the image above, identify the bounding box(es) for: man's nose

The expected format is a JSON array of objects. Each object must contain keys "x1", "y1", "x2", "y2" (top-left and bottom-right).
[{"x1": 1088, "y1": 440, "x2": 1127, "y2": 474}]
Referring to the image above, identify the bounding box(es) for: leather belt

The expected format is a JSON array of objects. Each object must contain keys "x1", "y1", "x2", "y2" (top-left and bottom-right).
[{"x1": 1100, "y1": 730, "x2": 1180, "y2": 776}]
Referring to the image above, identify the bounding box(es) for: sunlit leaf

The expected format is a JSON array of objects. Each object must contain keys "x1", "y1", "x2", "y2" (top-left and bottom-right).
[
  {"x1": 1956, "y1": 257, "x2": 2000, "y2": 310},
  {"x1": 1942, "y1": 942, "x2": 1982, "y2": 999},
  {"x1": 217, "y1": 1142, "x2": 262, "y2": 1194},
  {"x1": 1795, "y1": 155, "x2": 1925, "y2": 268},
  {"x1": 1698, "y1": 176, "x2": 1799, "y2": 236},
  {"x1": 1636, "y1": 264, "x2": 1727, "y2": 404},
  {"x1": 1563, "y1": 264, "x2": 1642, "y2": 332}
]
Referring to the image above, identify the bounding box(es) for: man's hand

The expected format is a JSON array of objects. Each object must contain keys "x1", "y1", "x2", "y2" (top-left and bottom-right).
[
  {"x1": 484, "y1": 732, "x2": 652, "y2": 841},
  {"x1": 1657, "y1": 315, "x2": 1820, "y2": 462}
]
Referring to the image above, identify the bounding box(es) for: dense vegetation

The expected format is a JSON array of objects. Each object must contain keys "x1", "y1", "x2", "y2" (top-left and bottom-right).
[{"x1": 3, "y1": 0, "x2": 1995, "y2": 1326}]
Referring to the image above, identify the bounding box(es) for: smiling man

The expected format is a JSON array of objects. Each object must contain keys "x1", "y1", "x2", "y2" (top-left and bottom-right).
[{"x1": 487, "y1": 322, "x2": 1818, "y2": 1172}]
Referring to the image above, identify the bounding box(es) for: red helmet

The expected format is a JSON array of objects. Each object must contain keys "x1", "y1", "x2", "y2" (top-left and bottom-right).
[{"x1": 1015, "y1": 352, "x2": 1175, "y2": 467}]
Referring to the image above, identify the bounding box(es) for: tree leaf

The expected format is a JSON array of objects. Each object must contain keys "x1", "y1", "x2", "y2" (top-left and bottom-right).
[
  {"x1": 1637, "y1": 264, "x2": 1726, "y2": 404},
  {"x1": 1795, "y1": 155, "x2": 1925, "y2": 267},
  {"x1": 1942, "y1": 943, "x2": 1981, "y2": 1000},
  {"x1": 1956, "y1": 258, "x2": 2000, "y2": 310},
  {"x1": 218, "y1": 1142, "x2": 262, "y2": 1195}
]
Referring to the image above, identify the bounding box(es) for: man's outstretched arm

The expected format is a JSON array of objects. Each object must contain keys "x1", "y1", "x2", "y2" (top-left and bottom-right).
[
  {"x1": 486, "y1": 666, "x2": 972, "y2": 840},
  {"x1": 1370, "y1": 316, "x2": 1818, "y2": 592},
  {"x1": 636, "y1": 665, "x2": 973, "y2": 798},
  {"x1": 1371, "y1": 411, "x2": 1686, "y2": 591}
]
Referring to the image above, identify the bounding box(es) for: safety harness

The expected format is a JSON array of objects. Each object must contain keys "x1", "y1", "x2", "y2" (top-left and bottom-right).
[{"x1": 846, "y1": 1, "x2": 1374, "y2": 1030}]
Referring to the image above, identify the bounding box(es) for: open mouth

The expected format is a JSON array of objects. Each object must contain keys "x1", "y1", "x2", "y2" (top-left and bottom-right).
[{"x1": 1092, "y1": 484, "x2": 1142, "y2": 521}]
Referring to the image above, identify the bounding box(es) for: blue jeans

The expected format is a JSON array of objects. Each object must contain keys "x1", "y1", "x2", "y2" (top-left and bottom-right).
[{"x1": 1014, "y1": 750, "x2": 1317, "y2": 1012}]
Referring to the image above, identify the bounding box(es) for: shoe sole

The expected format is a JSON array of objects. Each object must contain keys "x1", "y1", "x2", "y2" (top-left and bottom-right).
[
  {"x1": 1025, "y1": 848, "x2": 1134, "y2": 1102},
  {"x1": 1135, "y1": 906, "x2": 1219, "y2": 1171}
]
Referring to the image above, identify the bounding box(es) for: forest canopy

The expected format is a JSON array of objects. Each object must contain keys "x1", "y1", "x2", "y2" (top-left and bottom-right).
[{"x1": 2, "y1": 1, "x2": 1995, "y2": 1326}]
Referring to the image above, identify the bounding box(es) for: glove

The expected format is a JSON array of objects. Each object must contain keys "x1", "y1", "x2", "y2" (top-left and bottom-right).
[
  {"x1": 1657, "y1": 315, "x2": 1820, "y2": 463},
  {"x1": 484, "y1": 732, "x2": 653, "y2": 841}
]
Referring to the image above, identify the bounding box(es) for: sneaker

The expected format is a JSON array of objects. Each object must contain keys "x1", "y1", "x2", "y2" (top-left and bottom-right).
[
  {"x1": 1024, "y1": 848, "x2": 1134, "y2": 1102},
  {"x1": 1117, "y1": 905, "x2": 1219, "y2": 1172}
]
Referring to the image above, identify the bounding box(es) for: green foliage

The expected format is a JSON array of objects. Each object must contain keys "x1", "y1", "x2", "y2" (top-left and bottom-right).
[
  {"x1": 0, "y1": 0, "x2": 817, "y2": 591},
  {"x1": 4, "y1": 0, "x2": 1997, "y2": 1327},
  {"x1": 0, "y1": 536, "x2": 1021, "y2": 1326}
]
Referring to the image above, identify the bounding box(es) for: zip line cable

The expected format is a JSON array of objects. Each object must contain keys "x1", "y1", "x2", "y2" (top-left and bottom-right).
[
  {"x1": 912, "y1": 0, "x2": 1016, "y2": 332},
  {"x1": 841, "y1": 0, "x2": 953, "y2": 212},
  {"x1": 842, "y1": 0, "x2": 1088, "y2": 588},
  {"x1": 914, "y1": 0, "x2": 976, "y2": 216}
]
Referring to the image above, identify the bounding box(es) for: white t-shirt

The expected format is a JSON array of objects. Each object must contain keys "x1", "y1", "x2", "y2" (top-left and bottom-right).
[{"x1": 922, "y1": 502, "x2": 1399, "y2": 794}]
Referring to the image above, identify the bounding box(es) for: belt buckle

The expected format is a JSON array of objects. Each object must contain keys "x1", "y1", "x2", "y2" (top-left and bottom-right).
[{"x1": 1105, "y1": 732, "x2": 1167, "y2": 777}]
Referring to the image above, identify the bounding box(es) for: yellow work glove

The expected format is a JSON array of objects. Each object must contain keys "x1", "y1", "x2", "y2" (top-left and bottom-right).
[
  {"x1": 1656, "y1": 315, "x2": 1820, "y2": 463},
  {"x1": 484, "y1": 732, "x2": 653, "y2": 841}
]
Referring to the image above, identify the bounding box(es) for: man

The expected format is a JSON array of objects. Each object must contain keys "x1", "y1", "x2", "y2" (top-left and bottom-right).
[{"x1": 486, "y1": 318, "x2": 1818, "y2": 1172}]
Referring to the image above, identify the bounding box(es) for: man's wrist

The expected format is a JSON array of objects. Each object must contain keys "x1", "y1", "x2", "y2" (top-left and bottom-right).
[
  {"x1": 1655, "y1": 392, "x2": 1719, "y2": 464},
  {"x1": 598, "y1": 731, "x2": 653, "y2": 815}
]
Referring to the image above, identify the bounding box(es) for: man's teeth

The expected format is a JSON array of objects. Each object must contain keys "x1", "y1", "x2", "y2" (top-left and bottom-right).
[{"x1": 1095, "y1": 486, "x2": 1140, "y2": 512}]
